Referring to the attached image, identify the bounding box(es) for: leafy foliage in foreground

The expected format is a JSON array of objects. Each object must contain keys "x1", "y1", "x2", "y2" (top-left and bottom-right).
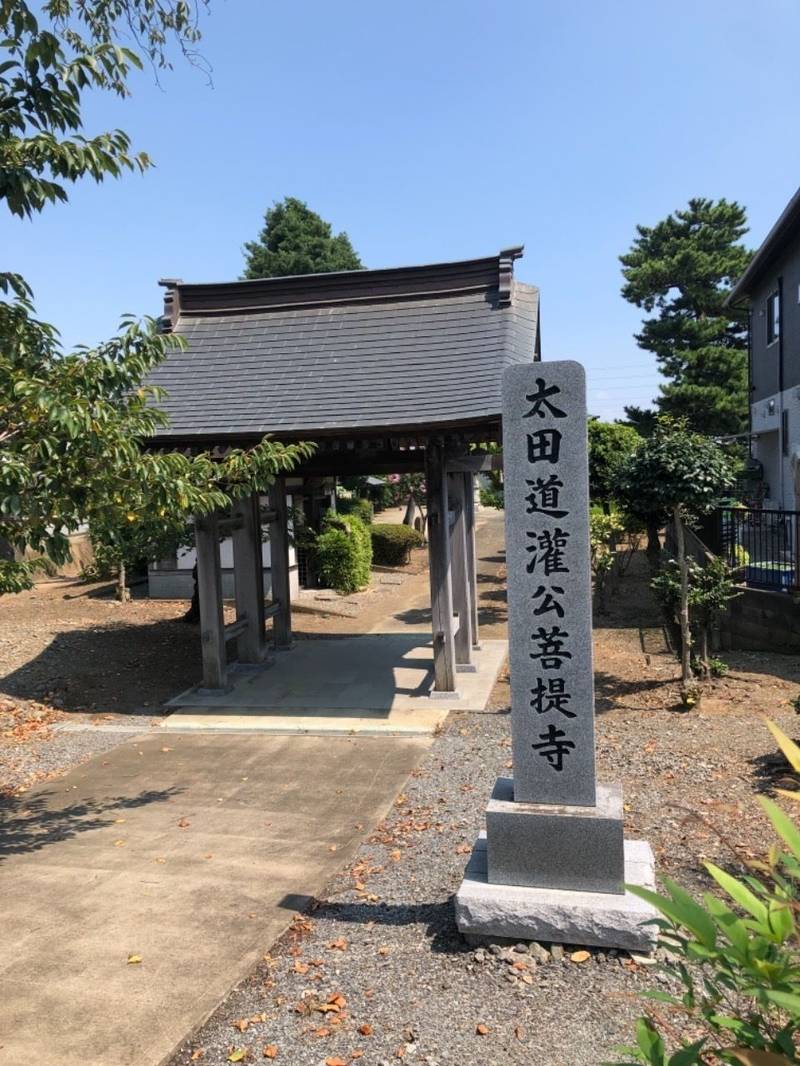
[
  {"x1": 1, "y1": 0, "x2": 209, "y2": 218},
  {"x1": 608, "y1": 720, "x2": 800, "y2": 1066},
  {"x1": 0, "y1": 284, "x2": 313, "y2": 594}
]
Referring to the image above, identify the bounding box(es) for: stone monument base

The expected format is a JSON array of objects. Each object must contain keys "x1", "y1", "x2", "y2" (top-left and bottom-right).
[
  {"x1": 455, "y1": 833, "x2": 659, "y2": 952},
  {"x1": 486, "y1": 777, "x2": 625, "y2": 894}
]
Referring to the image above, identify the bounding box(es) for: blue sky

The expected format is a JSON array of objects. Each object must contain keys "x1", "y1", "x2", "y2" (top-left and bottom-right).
[{"x1": 7, "y1": 0, "x2": 800, "y2": 419}]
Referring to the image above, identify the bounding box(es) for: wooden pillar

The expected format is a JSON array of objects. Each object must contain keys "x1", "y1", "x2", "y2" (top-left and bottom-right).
[
  {"x1": 231, "y1": 492, "x2": 266, "y2": 663},
  {"x1": 425, "y1": 440, "x2": 457, "y2": 692},
  {"x1": 268, "y1": 477, "x2": 292, "y2": 649},
  {"x1": 195, "y1": 511, "x2": 227, "y2": 689},
  {"x1": 448, "y1": 472, "x2": 474, "y2": 669},
  {"x1": 463, "y1": 472, "x2": 480, "y2": 648}
]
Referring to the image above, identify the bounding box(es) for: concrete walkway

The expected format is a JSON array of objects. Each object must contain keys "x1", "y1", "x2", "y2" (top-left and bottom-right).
[
  {"x1": 0, "y1": 731, "x2": 427, "y2": 1066},
  {"x1": 163, "y1": 636, "x2": 508, "y2": 733}
]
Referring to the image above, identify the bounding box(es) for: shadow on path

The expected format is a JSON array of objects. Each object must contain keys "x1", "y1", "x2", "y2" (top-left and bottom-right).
[{"x1": 0, "y1": 786, "x2": 182, "y2": 861}]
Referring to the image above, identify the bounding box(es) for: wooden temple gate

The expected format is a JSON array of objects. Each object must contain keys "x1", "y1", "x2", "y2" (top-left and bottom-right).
[{"x1": 146, "y1": 248, "x2": 540, "y2": 697}]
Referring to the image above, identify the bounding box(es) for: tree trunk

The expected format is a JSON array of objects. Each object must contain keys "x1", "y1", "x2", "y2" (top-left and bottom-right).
[
  {"x1": 646, "y1": 519, "x2": 661, "y2": 573},
  {"x1": 403, "y1": 494, "x2": 417, "y2": 527},
  {"x1": 182, "y1": 562, "x2": 200, "y2": 623},
  {"x1": 674, "y1": 506, "x2": 693, "y2": 697},
  {"x1": 116, "y1": 559, "x2": 130, "y2": 602},
  {"x1": 699, "y1": 624, "x2": 710, "y2": 680}
]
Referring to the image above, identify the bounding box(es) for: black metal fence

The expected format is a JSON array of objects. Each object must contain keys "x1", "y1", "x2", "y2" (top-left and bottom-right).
[{"x1": 700, "y1": 507, "x2": 800, "y2": 591}]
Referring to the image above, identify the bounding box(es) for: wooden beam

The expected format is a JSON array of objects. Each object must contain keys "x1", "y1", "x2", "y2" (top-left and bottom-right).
[
  {"x1": 425, "y1": 440, "x2": 457, "y2": 692},
  {"x1": 195, "y1": 511, "x2": 227, "y2": 689},
  {"x1": 268, "y1": 478, "x2": 292, "y2": 649},
  {"x1": 448, "y1": 472, "x2": 474, "y2": 669},
  {"x1": 446, "y1": 453, "x2": 501, "y2": 474},
  {"x1": 463, "y1": 472, "x2": 480, "y2": 648},
  {"x1": 231, "y1": 493, "x2": 266, "y2": 664}
]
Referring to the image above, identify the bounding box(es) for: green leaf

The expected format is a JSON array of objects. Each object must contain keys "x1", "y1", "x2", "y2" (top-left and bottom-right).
[
  {"x1": 667, "y1": 1039, "x2": 706, "y2": 1066},
  {"x1": 764, "y1": 988, "x2": 800, "y2": 1017},
  {"x1": 635, "y1": 1018, "x2": 665, "y2": 1065},
  {"x1": 705, "y1": 863, "x2": 768, "y2": 924},
  {"x1": 759, "y1": 797, "x2": 800, "y2": 862}
]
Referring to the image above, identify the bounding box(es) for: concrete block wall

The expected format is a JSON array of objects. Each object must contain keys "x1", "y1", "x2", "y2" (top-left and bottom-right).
[{"x1": 722, "y1": 586, "x2": 800, "y2": 654}]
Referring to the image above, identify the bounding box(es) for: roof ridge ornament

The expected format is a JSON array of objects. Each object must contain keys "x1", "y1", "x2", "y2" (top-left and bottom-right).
[
  {"x1": 497, "y1": 246, "x2": 524, "y2": 308},
  {"x1": 158, "y1": 277, "x2": 182, "y2": 332}
]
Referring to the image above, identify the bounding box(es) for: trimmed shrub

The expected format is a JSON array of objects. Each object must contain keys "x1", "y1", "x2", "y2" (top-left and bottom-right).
[
  {"x1": 315, "y1": 512, "x2": 372, "y2": 594},
  {"x1": 337, "y1": 497, "x2": 374, "y2": 525},
  {"x1": 371, "y1": 523, "x2": 424, "y2": 566}
]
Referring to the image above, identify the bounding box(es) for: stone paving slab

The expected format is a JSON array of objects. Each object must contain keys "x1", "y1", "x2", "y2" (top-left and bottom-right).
[
  {"x1": 161, "y1": 636, "x2": 508, "y2": 733},
  {"x1": 0, "y1": 731, "x2": 428, "y2": 1066}
]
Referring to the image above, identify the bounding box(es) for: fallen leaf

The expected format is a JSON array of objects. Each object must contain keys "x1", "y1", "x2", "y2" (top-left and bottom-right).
[
  {"x1": 126, "y1": 954, "x2": 142, "y2": 965},
  {"x1": 227, "y1": 1051, "x2": 246, "y2": 1064},
  {"x1": 190, "y1": 1051, "x2": 205, "y2": 1061},
  {"x1": 233, "y1": 1019, "x2": 249, "y2": 1033},
  {"x1": 294, "y1": 961, "x2": 310, "y2": 975},
  {"x1": 314, "y1": 1027, "x2": 331, "y2": 1038},
  {"x1": 327, "y1": 937, "x2": 348, "y2": 951},
  {"x1": 395, "y1": 1047, "x2": 406, "y2": 1059},
  {"x1": 476, "y1": 1023, "x2": 489, "y2": 1035},
  {"x1": 389, "y1": 849, "x2": 402, "y2": 861},
  {"x1": 455, "y1": 843, "x2": 471, "y2": 854},
  {"x1": 114, "y1": 839, "x2": 126, "y2": 847},
  {"x1": 357, "y1": 1023, "x2": 373, "y2": 1036},
  {"x1": 328, "y1": 844, "x2": 338, "y2": 852},
  {"x1": 520, "y1": 973, "x2": 534, "y2": 984},
  {"x1": 177, "y1": 817, "x2": 191, "y2": 829},
  {"x1": 351, "y1": 1053, "x2": 364, "y2": 1060},
  {"x1": 378, "y1": 946, "x2": 390, "y2": 956},
  {"x1": 155, "y1": 857, "x2": 166, "y2": 864},
  {"x1": 570, "y1": 950, "x2": 590, "y2": 964},
  {"x1": 161, "y1": 746, "x2": 173, "y2": 752},
  {"x1": 514, "y1": 1025, "x2": 525, "y2": 1041},
  {"x1": 324, "y1": 1058, "x2": 347, "y2": 1066},
  {"x1": 262, "y1": 1046, "x2": 278, "y2": 1059},
  {"x1": 114, "y1": 817, "x2": 126, "y2": 824}
]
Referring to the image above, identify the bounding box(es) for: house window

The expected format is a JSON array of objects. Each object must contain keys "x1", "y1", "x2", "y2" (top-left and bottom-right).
[{"x1": 767, "y1": 290, "x2": 781, "y2": 345}]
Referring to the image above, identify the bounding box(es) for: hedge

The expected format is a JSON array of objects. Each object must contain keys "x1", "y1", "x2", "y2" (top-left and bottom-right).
[
  {"x1": 370, "y1": 523, "x2": 424, "y2": 566},
  {"x1": 315, "y1": 512, "x2": 372, "y2": 594},
  {"x1": 336, "y1": 497, "x2": 374, "y2": 525}
]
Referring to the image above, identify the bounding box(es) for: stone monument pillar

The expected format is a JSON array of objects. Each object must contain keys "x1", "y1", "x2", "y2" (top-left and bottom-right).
[{"x1": 455, "y1": 361, "x2": 658, "y2": 951}]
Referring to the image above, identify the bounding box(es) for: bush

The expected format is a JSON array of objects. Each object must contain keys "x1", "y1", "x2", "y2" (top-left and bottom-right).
[
  {"x1": 612, "y1": 719, "x2": 800, "y2": 1066},
  {"x1": 479, "y1": 484, "x2": 504, "y2": 510},
  {"x1": 314, "y1": 512, "x2": 372, "y2": 594},
  {"x1": 337, "y1": 497, "x2": 374, "y2": 525},
  {"x1": 371, "y1": 523, "x2": 424, "y2": 566}
]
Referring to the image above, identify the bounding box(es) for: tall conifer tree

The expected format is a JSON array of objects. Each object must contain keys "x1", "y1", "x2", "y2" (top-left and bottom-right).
[
  {"x1": 620, "y1": 198, "x2": 753, "y2": 436},
  {"x1": 243, "y1": 197, "x2": 363, "y2": 278}
]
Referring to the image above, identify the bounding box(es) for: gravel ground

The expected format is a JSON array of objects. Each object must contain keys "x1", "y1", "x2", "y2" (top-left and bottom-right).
[
  {"x1": 0, "y1": 703, "x2": 160, "y2": 796},
  {"x1": 164, "y1": 547, "x2": 800, "y2": 1066}
]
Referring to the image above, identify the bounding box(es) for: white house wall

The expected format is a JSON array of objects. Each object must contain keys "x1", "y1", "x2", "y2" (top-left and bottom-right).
[
  {"x1": 751, "y1": 386, "x2": 800, "y2": 510},
  {"x1": 148, "y1": 493, "x2": 299, "y2": 600}
]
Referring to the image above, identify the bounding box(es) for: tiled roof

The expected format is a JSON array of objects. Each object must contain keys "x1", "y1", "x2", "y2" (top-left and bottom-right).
[{"x1": 147, "y1": 249, "x2": 539, "y2": 441}]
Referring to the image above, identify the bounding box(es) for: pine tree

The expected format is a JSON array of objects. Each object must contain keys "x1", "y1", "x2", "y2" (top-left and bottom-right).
[
  {"x1": 243, "y1": 197, "x2": 363, "y2": 279},
  {"x1": 620, "y1": 198, "x2": 753, "y2": 436}
]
